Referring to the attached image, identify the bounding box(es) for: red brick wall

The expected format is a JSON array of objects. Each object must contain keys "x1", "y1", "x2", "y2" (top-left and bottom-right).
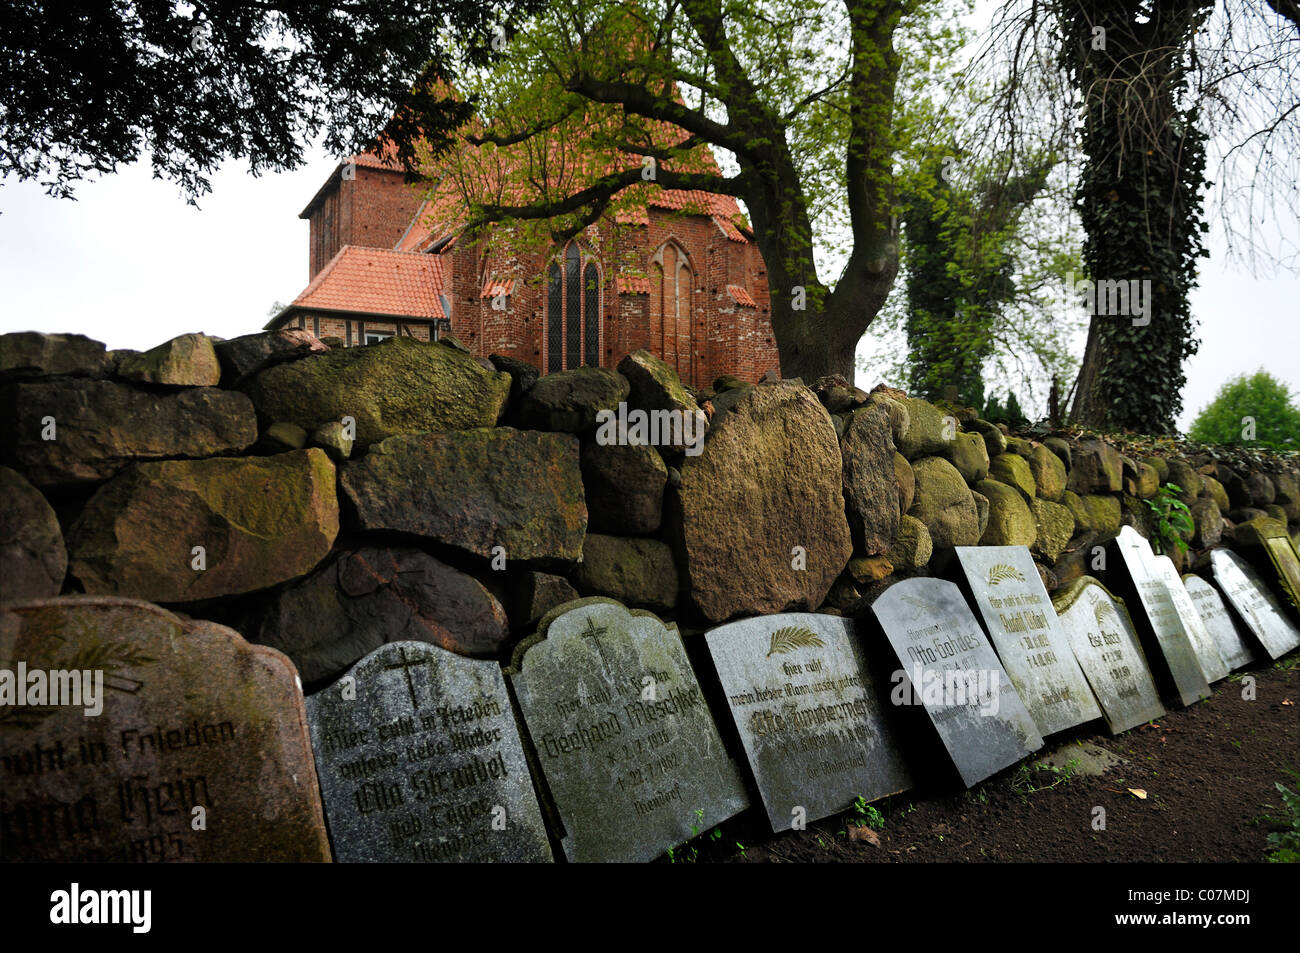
[{"x1": 305, "y1": 167, "x2": 426, "y2": 280}]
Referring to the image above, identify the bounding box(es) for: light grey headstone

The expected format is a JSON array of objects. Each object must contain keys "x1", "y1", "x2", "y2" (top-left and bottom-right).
[
  {"x1": 1211, "y1": 549, "x2": 1300, "y2": 660},
  {"x1": 870, "y1": 578, "x2": 1042, "y2": 787},
  {"x1": 305, "y1": 641, "x2": 551, "y2": 862},
  {"x1": 954, "y1": 546, "x2": 1102, "y2": 734},
  {"x1": 1151, "y1": 555, "x2": 1228, "y2": 682},
  {"x1": 1051, "y1": 578, "x2": 1165, "y2": 734},
  {"x1": 507, "y1": 599, "x2": 749, "y2": 862},
  {"x1": 1182, "y1": 574, "x2": 1255, "y2": 671},
  {"x1": 703, "y1": 613, "x2": 912, "y2": 832},
  {"x1": 1113, "y1": 527, "x2": 1211, "y2": 706}
]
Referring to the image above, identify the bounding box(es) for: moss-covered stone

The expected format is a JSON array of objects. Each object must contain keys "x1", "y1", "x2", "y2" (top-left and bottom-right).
[
  {"x1": 1028, "y1": 444, "x2": 1067, "y2": 502},
  {"x1": 520, "y1": 366, "x2": 630, "y2": 434},
  {"x1": 116, "y1": 332, "x2": 222, "y2": 386},
  {"x1": 974, "y1": 479, "x2": 1037, "y2": 547},
  {"x1": 909, "y1": 456, "x2": 980, "y2": 548},
  {"x1": 1235, "y1": 515, "x2": 1289, "y2": 548},
  {"x1": 894, "y1": 452, "x2": 915, "y2": 515},
  {"x1": 0, "y1": 331, "x2": 110, "y2": 380},
  {"x1": 988, "y1": 452, "x2": 1037, "y2": 500},
  {"x1": 1145, "y1": 456, "x2": 1170, "y2": 484},
  {"x1": 0, "y1": 465, "x2": 66, "y2": 600},
  {"x1": 897, "y1": 397, "x2": 952, "y2": 460},
  {"x1": 1190, "y1": 497, "x2": 1223, "y2": 550},
  {"x1": 1134, "y1": 462, "x2": 1160, "y2": 499},
  {"x1": 310, "y1": 420, "x2": 353, "y2": 462},
  {"x1": 949, "y1": 430, "x2": 990, "y2": 484},
  {"x1": 886, "y1": 513, "x2": 933, "y2": 570},
  {"x1": 617, "y1": 350, "x2": 705, "y2": 454},
  {"x1": 241, "y1": 336, "x2": 511, "y2": 449},
  {"x1": 1068, "y1": 439, "x2": 1123, "y2": 494},
  {"x1": 1043, "y1": 437, "x2": 1072, "y2": 472},
  {"x1": 574, "y1": 534, "x2": 678, "y2": 613},
  {"x1": 1004, "y1": 436, "x2": 1034, "y2": 458},
  {"x1": 1029, "y1": 497, "x2": 1075, "y2": 562},
  {"x1": 1079, "y1": 494, "x2": 1122, "y2": 536},
  {"x1": 263, "y1": 421, "x2": 307, "y2": 452},
  {"x1": 1120, "y1": 494, "x2": 1156, "y2": 540},
  {"x1": 1164, "y1": 459, "x2": 1202, "y2": 505},
  {"x1": 580, "y1": 440, "x2": 666, "y2": 535},
  {"x1": 968, "y1": 418, "x2": 1006, "y2": 458},
  {"x1": 847, "y1": 555, "x2": 895, "y2": 584},
  {"x1": 972, "y1": 490, "x2": 990, "y2": 538}
]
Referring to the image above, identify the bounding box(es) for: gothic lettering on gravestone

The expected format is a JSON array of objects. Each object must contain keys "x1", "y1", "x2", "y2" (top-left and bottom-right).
[
  {"x1": 0, "y1": 597, "x2": 330, "y2": 862},
  {"x1": 1210, "y1": 549, "x2": 1300, "y2": 660},
  {"x1": 1051, "y1": 578, "x2": 1165, "y2": 735},
  {"x1": 704, "y1": 614, "x2": 912, "y2": 832},
  {"x1": 1150, "y1": 555, "x2": 1228, "y2": 683},
  {"x1": 507, "y1": 599, "x2": 749, "y2": 863},
  {"x1": 1182, "y1": 574, "x2": 1256, "y2": 672},
  {"x1": 305, "y1": 641, "x2": 551, "y2": 863},
  {"x1": 1111, "y1": 526, "x2": 1211, "y2": 707},
  {"x1": 954, "y1": 546, "x2": 1102, "y2": 735},
  {"x1": 870, "y1": 578, "x2": 1043, "y2": 788}
]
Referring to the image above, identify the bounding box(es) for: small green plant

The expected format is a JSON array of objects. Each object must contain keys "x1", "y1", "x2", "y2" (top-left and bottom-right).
[
  {"x1": 1144, "y1": 483, "x2": 1195, "y2": 556},
  {"x1": 850, "y1": 795, "x2": 885, "y2": 831},
  {"x1": 1256, "y1": 767, "x2": 1300, "y2": 863}
]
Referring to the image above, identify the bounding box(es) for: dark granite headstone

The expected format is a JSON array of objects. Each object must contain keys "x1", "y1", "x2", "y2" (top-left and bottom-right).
[
  {"x1": 954, "y1": 546, "x2": 1102, "y2": 735},
  {"x1": 305, "y1": 641, "x2": 552, "y2": 862},
  {"x1": 1051, "y1": 578, "x2": 1165, "y2": 734},
  {"x1": 1151, "y1": 555, "x2": 1228, "y2": 682},
  {"x1": 870, "y1": 578, "x2": 1042, "y2": 787},
  {"x1": 703, "y1": 613, "x2": 912, "y2": 832},
  {"x1": 507, "y1": 599, "x2": 749, "y2": 862},
  {"x1": 1182, "y1": 574, "x2": 1255, "y2": 672},
  {"x1": 1112, "y1": 527, "x2": 1211, "y2": 706},
  {"x1": 0, "y1": 597, "x2": 330, "y2": 861},
  {"x1": 1210, "y1": 549, "x2": 1300, "y2": 660}
]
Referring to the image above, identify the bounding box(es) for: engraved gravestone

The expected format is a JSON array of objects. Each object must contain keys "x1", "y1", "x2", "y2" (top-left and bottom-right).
[
  {"x1": 1210, "y1": 549, "x2": 1300, "y2": 660},
  {"x1": 1151, "y1": 555, "x2": 1228, "y2": 682},
  {"x1": 870, "y1": 578, "x2": 1042, "y2": 787},
  {"x1": 1112, "y1": 526, "x2": 1211, "y2": 706},
  {"x1": 1262, "y1": 532, "x2": 1300, "y2": 615},
  {"x1": 704, "y1": 613, "x2": 911, "y2": 832},
  {"x1": 954, "y1": 546, "x2": 1102, "y2": 735},
  {"x1": 0, "y1": 596, "x2": 330, "y2": 861},
  {"x1": 305, "y1": 641, "x2": 551, "y2": 862},
  {"x1": 507, "y1": 599, "x2": 749, "y2": 862},
  {"x1": 1051, "y1": 578, "x2": 1165, "y2": 734},
  {"x1": 1182, "y1": 574, "x2": 1255, "y2": 672}
]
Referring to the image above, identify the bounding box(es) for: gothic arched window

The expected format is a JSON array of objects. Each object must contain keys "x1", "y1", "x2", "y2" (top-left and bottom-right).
[
  {"x1": 546, "y1": 242, "x2": 601, "y2": 372},
  {"x1": 650, "y1": 241, "x2": 694, "y2": 384}
]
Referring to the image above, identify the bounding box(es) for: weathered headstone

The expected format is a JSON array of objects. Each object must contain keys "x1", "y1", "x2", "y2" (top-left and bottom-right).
[
  {"x1": 1210, "y1": 549, "x2": 1300, "y2": 660},
  {"x1": 0, "y1": 596, "x2": 330, "y2": 861},
  {"x1": 1150, "y1": 555, "x2": 1228, "y2": 682},
  {"x1": 703, "y1": 613, "x2": 912, "y2": 832},
  {"x1": 1051, "y1": 578, "x2": 1166, "y2": 734},
  {"x1": 304, "y1": 641, "x2": 551, "y2": 862},
  {"x1": 1182, "y1": 574, "x2": 1255, "y2": 672},
  {"x1": 954, "y1": 546, "x2": 1102, "y2": 735},
  {"x1": 506, "y1": 599, "x2": 749, "y2": 862},
  {"x1": 1111, "y1": 526, "x2": 1211, "y2": 706},
  {"x1": 870, "y1": 578, "x2": 1042, "y2": 787},
  {"x1": 1262, "y1": 532, "x2": 1300, "y2": 615}
]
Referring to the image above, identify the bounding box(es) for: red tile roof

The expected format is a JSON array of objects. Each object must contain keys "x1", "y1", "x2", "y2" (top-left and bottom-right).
[
  {"x1": 481, "y1": 278, "x2": 517, "y2": 299},
  {"x1": 617, "y1": 276, "x2": 651, "y2": 295},
  {"x1": 285, "y1": 246, "x2": 446, "y2": 320},
  {"x1": 726, "y1": 284, "x2": 757, "y2": 308}
]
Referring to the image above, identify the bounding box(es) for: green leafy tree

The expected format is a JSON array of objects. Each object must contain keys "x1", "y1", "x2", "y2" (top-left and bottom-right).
[
  {"x1": 0, "y1": 1, "x2": 540, "y2": 201},
  {"x1": 1187, "y1": 369, "x2": 1300, "y2": 451}
]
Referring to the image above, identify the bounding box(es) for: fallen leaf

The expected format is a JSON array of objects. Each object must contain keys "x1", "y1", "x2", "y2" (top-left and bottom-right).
[
  {"x1": 848, "y1": 825, "x2": 880, "y2": 846},
  {"x1": 1128, "y1": 788, "x2": 1148, "y2": 800}
]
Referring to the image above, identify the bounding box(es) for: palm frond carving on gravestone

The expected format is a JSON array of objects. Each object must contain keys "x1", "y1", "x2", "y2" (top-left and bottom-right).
[
  {"x1": 987, "y1": 563, "x2": 1026, "y2": 585},
  {"x1": 901, "y1": 594, "x2": 935, "y2": 611},
  {"x1": 0, "y1": 635, "x2": 155, "y2": 727},
  {"x1": 765, "y1": 626, "x2": 825, "y2": 658},
  {"x1": 1093, "y1": 601, "x2": 1115, "y2": 629}
]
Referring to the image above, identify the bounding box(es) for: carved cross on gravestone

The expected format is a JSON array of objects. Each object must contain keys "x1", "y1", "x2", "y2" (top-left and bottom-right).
[
  {"x1": 381, "y1": 644, "x2": 426, "y2": 708},
  {"x1": 581, "y1": 616, "x2": 611, "y2": 669}
]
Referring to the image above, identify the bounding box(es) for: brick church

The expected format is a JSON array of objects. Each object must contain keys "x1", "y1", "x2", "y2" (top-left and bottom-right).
[{"x1": 268, "y1": 139, "x2": 780, "y2": 389}]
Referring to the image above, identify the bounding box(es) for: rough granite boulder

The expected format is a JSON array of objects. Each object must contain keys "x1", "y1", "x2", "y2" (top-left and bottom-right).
[
  {"x1": 672, "y1": 381, "x2": 852, "y2": 622},
  {"x1": 975, "y1": 479, "x2": 1037, "y2": 547},
  {"x1": 1029, "y1": 497, "x2": 1075, "y2": 562},
  {"x1": 1165, "y1": 459, "x2": 1202, "y2": 505},
  {"x1": 617, "y1": 350, "x2": 706, "y2": 454},
  {"x1": 0, "y1": 466, "x2": 66, "y2": 600},
  {"x1": 247, "y1": 545, "x2": 510, "y2": 685},
  {"x1": 969, "y1": 418, "x2": 1007, "y2": 458},
  {"x1": 896, "y1": 397, "x2": 952, "y2": 460},
  {"x1": 972, "y1": 490, "x2": 991, "y2": 538},
  {"x1": 504, "y1": 571, "x2": 580, "y2": 631},
  {"x1": 116, "y1": 332, "x2": 222, "y2": 386},
  {"x1": 894, "y1": 452, "x2": 915, "y2": 515},
  {"x1": 989, "y1": 452, "x2": 1037, "y2": 501},
  {"x1": 580, "y1": 440, "x2": 667, "y2": 534},
  {"x1": 1190, "y1": 497, "x2": 1223, "y2": 550},
  {"x1": 949, "y1": 430, "x2": 991, "y2": 484},
  {"x1": 0, "y1": 379, "x2": 257, "y2": 487},
  {"x1": 520, "y1": 366, "x2": 629, "y2": 434},
  {"x1": 1028, "y1": 444, "x2": 1067, "y2": 502},
  {"x1": 1043, "y1": 437, "x2": 1072, "y2": 472},
  {"x1": 215, "y1": 329, "x2": 329, "y2": 385},
  {"x1": 1201, "y1": 474, "x2": 1230, "y2": 512},
  {"x1": 341, "y1": 427, "x2": 586, "y2": 566},
  {"x1": 887, "y1": 513, "x2": 933, "y2": 570},
  {"x1": 0, "y1": 331, "x2": 110, "y2": 380},
  {"x1": 574, "y1": 534, "x2": 678, "y2": 613},
  {"x1": 841, "y1": 402, "x2": 901, "y2": 554},
  {"x1": 908, "y1": 456, "x2": 980, "y2": 548},
  {"x1": 66, "y1": 449, "x2": 338, "y2": 602},
  {"x1": 1068, "y1": 439, "x2": 1123, "y2": 494},
  {"x1": 240, "y1": 336, "x2": 510, "y2": 449}
]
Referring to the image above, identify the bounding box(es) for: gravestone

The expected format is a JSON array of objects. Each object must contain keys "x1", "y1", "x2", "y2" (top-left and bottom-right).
[
  {"x1": 870, "y1": 578, "x2": 1042, "y2": 788},
  {"x1": 1210, "y1": 549, "x2": 1300, "y2": 660},
  {"x1": 1150, "y1": 555, "x2": 1228, "y2": 683},
  {"x1": 0, "y1": 596, "x2": 330, "y2": 861},
  {"x1": 1111, "y1": 526, "x2": 1211, "y2": 706},
  {"x1": 305, "y1": 641, "x2": 552, "y2": 862},
  {"x1": 507, "y1": 599, "x2": 749, "y2": 862},
  {"x1": 1261, "y1": 531, "x2": 1300, "y2": 615},
  {"x1": 703, "y1": 613, "x2": 912, "y2": 832},
  {"x1": 1051, "y1": 578, "x2": 1166, "y2": 734},
  {"x1": 954, "y1": 546, "x2": 1102, "y2": 735},
  {"x1": 1182, "y1": 574, "x2": 1255, "y2": 672}
]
